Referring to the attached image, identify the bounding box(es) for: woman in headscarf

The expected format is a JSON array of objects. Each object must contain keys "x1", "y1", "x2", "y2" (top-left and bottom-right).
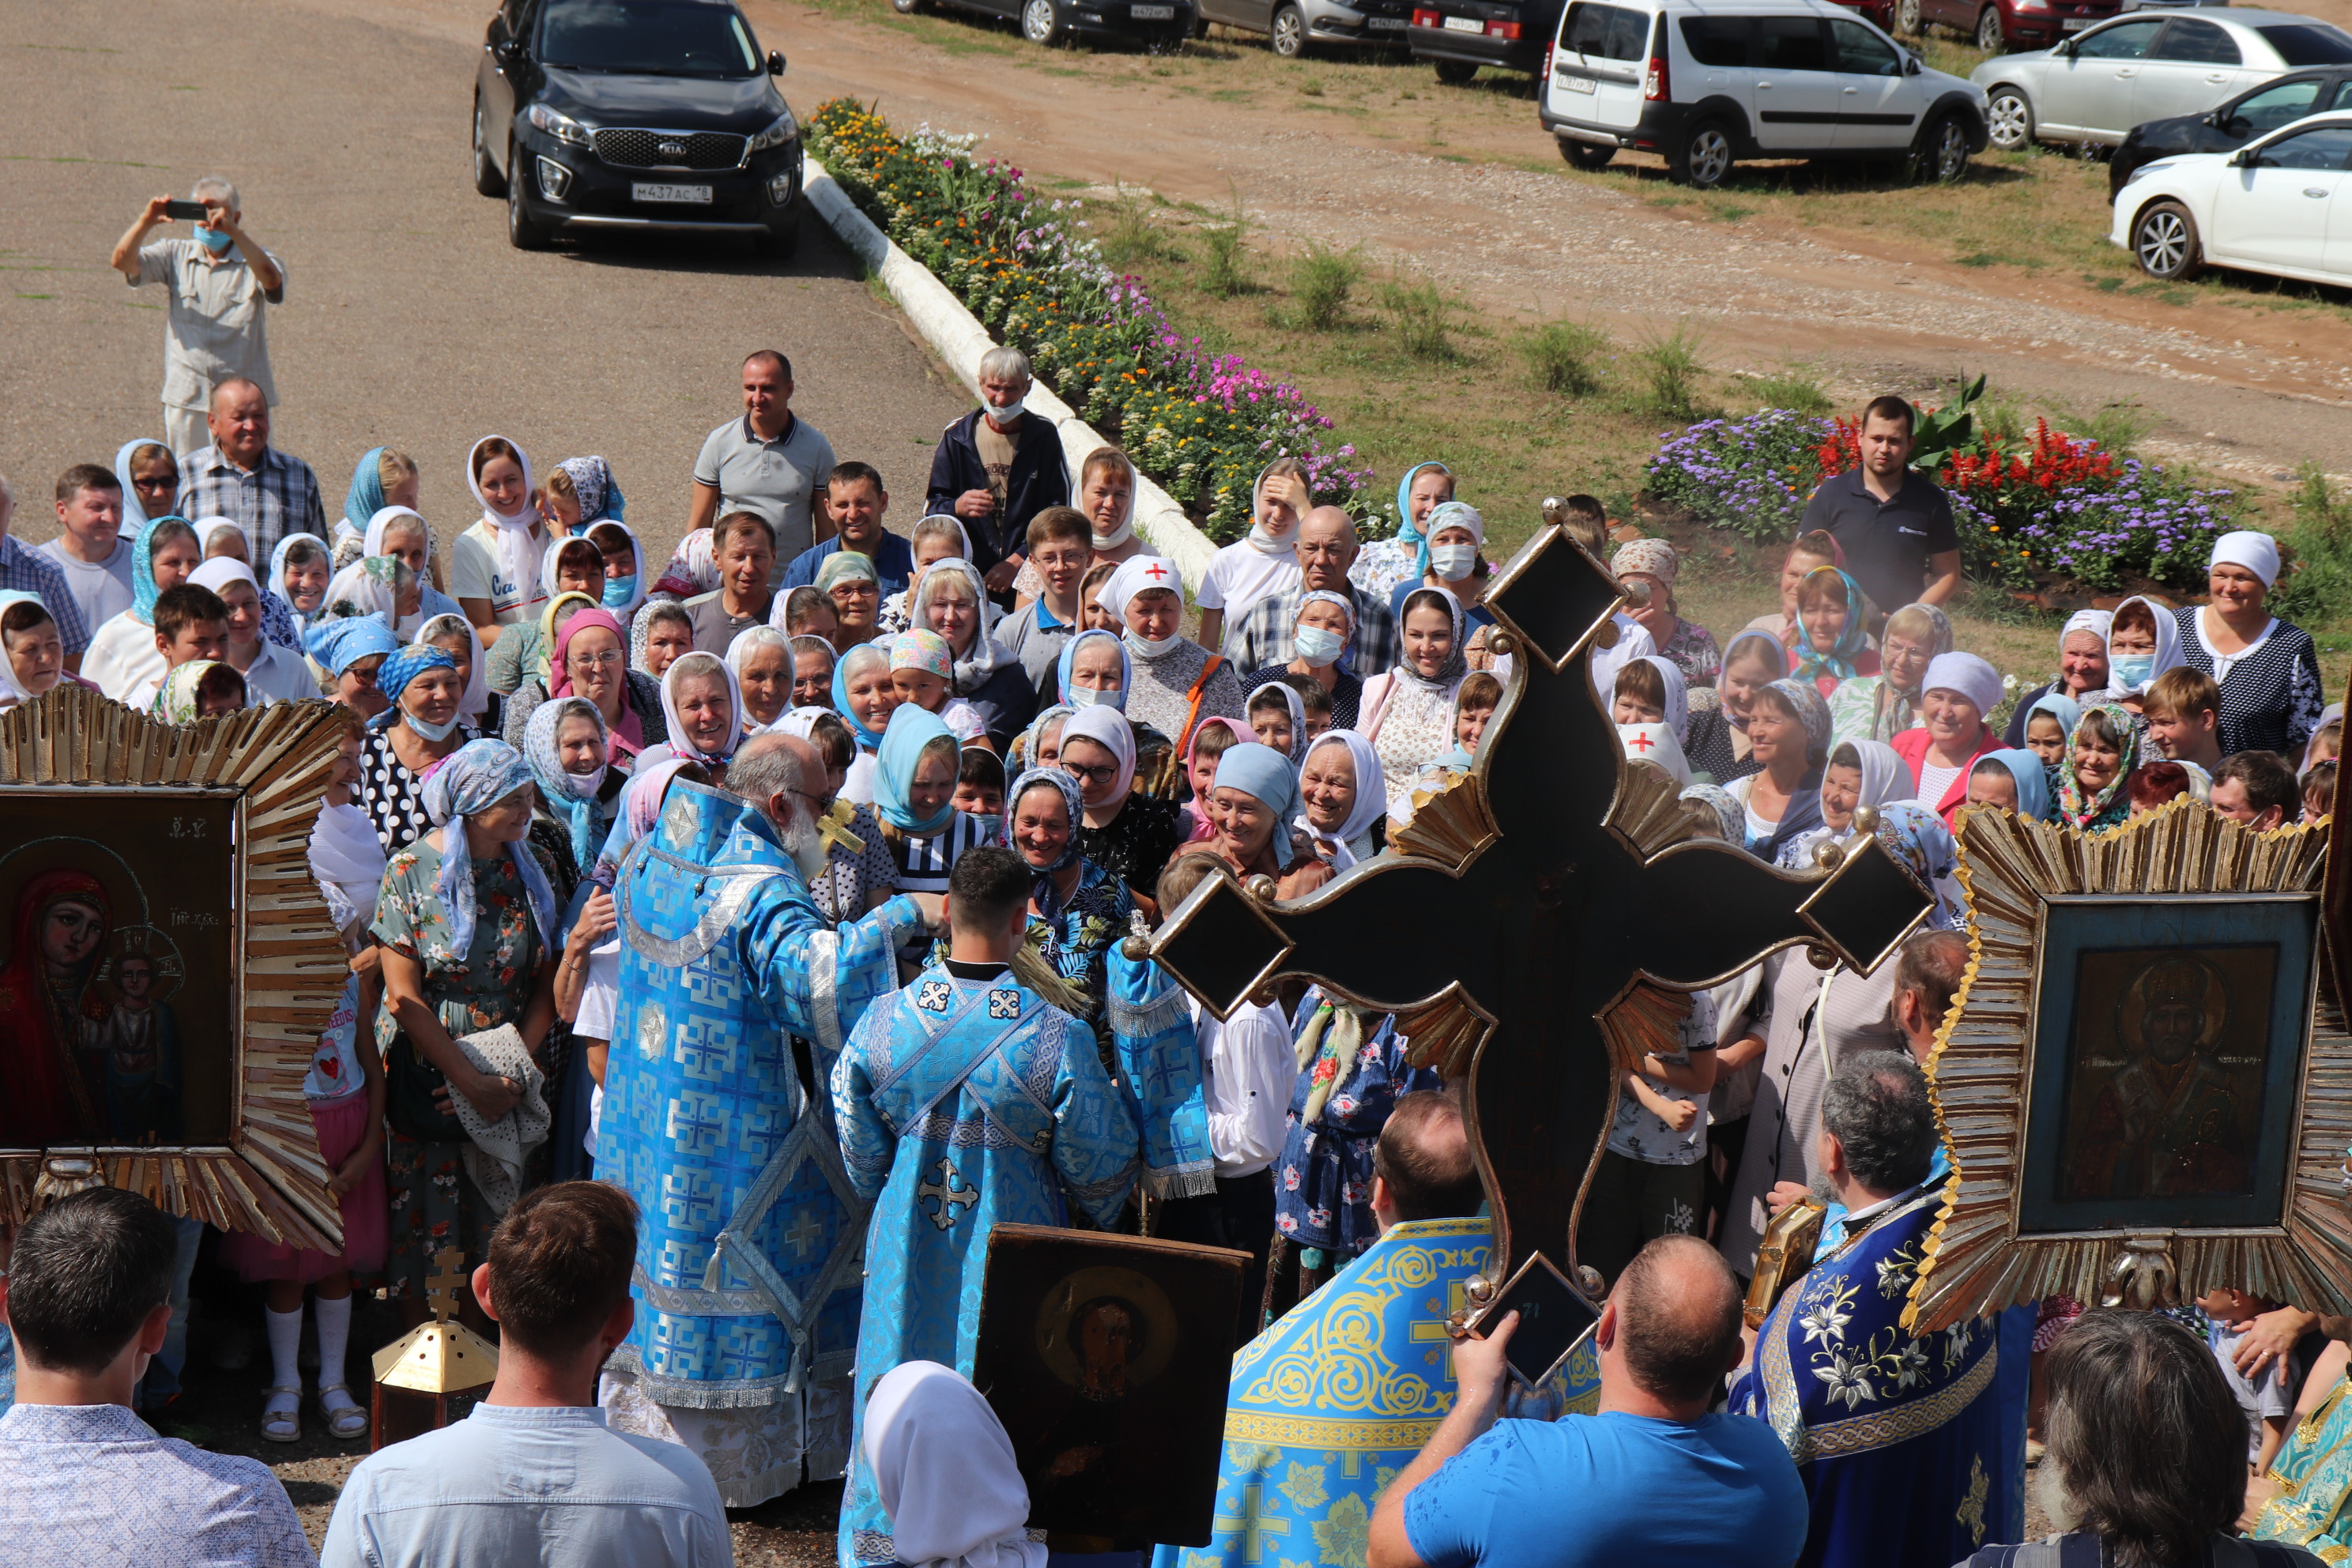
[
  {"x1": 1298, "y1": 728, "x2": 1386, "y2": 869},
  {"x1": 322, "y1": 555, "x2": 419, "y2": 635},
  {"x1": 1008, "y1": 447, "x2": 1154, "y2": 606},
  {"x1": 2174, "y1": 530, "x2": 2325, "y2": 757},
  {"x1": 545, "y1": 455, "x2": 624, "y2": 532},
  {"x1": 583, "y1": 520, "x2": 646, "y2": 625},
  {"x1": 501, "y1": 604, "x2": 662, "y2": 769},
  {"x1": 416, "y1": 612, "x2": 493, "y2": 730},
  {"x1": 337, "y1": 447, "x2": 421, "y2": 555},
  {"x1": 364, "y1": 507, "x2": 466, "y2": 630},
  {"x1": 153, "y1": 659, "x2": 247, "y2": 723},
  {"x1": 2091, "y1": 594, "x2": 2184, "y2": 709},
  {"x1": 1203, "y1": 740, "x2": 1331, "y2": 901},
  {"x1": 371, "y1": 738, "x2": 561, "y2": 1316},
  {"x1": 859, "y1": 1361, "x2": 1046, "y2": 1568},
  {"x1": 724, "y1": 624, "x2": 794, "y2": 734},
  {"x1": 2056, "y1": 703, "x2": 2146, "y2": 833},
  {"x1": 831, "y1": 642, "x2": 899, "y2": 804},
  {"x1": 1387, "y1": 500, "x2": 1496, "y2": 635},
  {"x1": 1236, "y1": 589, "x2": 1364, "y2": 732},
  {"x1": 818, "y1": 549, "x2": 884, "y2": 651},
  {"x1": 1869, "y1": 801, "x2": 1969, "y2": 932},
  {"x1": 2003, "y1": 609, "x2": 2113, "y2": 747},
  {"x1": 875, "y1": 514, "x2": 970, "y2": 639},
  {"x1": 522, "y1": 696, "x2": 621, "y2": 903},
  {"x1": 1099, "y1": 553, "x2": 1246, "y2": 759},
  {"x1": 1274, "y1": 980, "x2": 1443, "y2": 1272},
  {"x1": 1892, "y1": 651, "x2": 2005, "y2": 825},
  {"x1": 873, "y1": 706, "x2": 997, "y2": 945},
  {"x1": 1773, "y1": 738, "x2": 1916, "y2": 869},
  {"x1": 1352, "y1": 460, "x2": 1452, "y2": 603},
  {"x1": 1004, "y1": 767, "x2": 1134, "y2": 1030},
  {"x1": 1965, "y1": 747, "x2": 2055, "y2": 822},
  {"x1": 1724, "y1": 677, "x2": 1829, "y2": 861},
  {"x1": 115, "y1": 438, "x2": 179, "y2": 530},
  {"x1": 1060, "y1": 705, "x2": 1185, "y2": 900},
  {"x1": 1195, "y1": 458, "x2": 1310, "y2": 667},
  {"x1": 269, "y1": 533, "x2": 334, "y2": 634},
  {"x1": 1008, "y1": 703, "x2": 1076, "y2": 781},
  {"x1": 1613, "y1": 537, "x2": 1721, "y2": 688},
  {"x1": 191, "y1": 517, "x2": 306, "y2": 650},
  {"x1": 0, "y1": 870, "x2": 117, "y2": 1144},
  {"x1": 624, "y1": 529, "x2": 715, "y2": 673},
  {"x1": 1826, "y1": 601, "x2": 1951, "y2": 747},
  {"x1": 357, "y1": 644, "x2": 476, "y2": 853},
  {"x1": 1245, "y1": 678, "x2": 1308, "y2": 762},
  {"x1": 1611, "y1": 654, "x2": 1693, "y2": 786},
  {"x1": 1360, "y1": 585, "x2": 1468, "y2": 822},
  {"x1": 488, "y1": 541, "x2": 605, "y2": 698},
  {"x1": 1054, "y1": 627, "x2": 1130, "y2": 714},
  {"x1": 81, "y1": 515, "x2": 203, "y2": 703},
  {"x1": 452, "y1": 435, "x2": 550, "y2": 640},
  {"x1": 1683, "y1": 631, "x2": 1785, "y2": 788},
  {"x1": 0, "y1": 594, "x2": 93, "y2": 709},
  {"x1": 913, "y1": 556, "x2": 1034, "y2": 747},
  {"x1": 1789, "y1": 565, "x2": 1879, "y2": 700},
  {"x1": 306, "y1": 615, "x2": 400, "y2": 722},
  {"x1": 633, "y1": 651, "x2": 741, "y2": 782}
]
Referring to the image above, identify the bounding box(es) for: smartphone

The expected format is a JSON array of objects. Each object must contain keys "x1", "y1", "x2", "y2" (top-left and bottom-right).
[
  {"x1": 163, "y1": 199, "x2": 209, "y2": 221},
  {"x1": 1468, "y1": 1253, "x2": 1602, "y2": 1390}
]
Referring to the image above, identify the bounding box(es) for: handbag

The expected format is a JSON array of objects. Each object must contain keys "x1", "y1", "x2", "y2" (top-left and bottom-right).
[{"x1": 384, "y1": 1033, "x2": 466, "y2": 1143}]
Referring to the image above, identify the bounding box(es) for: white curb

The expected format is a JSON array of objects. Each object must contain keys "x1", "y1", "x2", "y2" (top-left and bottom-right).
[{"x1": 803, "y1": 153, "x2": 1221, "y2": 592}]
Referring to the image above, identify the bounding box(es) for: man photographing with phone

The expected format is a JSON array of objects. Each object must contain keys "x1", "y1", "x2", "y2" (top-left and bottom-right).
[{"x1": 110, "y1": 177, "x2": 285, "y2": 460}]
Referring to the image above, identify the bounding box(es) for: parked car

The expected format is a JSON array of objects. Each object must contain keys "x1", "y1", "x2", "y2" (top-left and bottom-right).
[
  {"x1": 2111, "y1": 109, "x2": 2352, "y2": 284},
  {"x1": 1202, "y1": 0, "x2": 1414, "y2": 56},
  {"x1": 476, "y1": 0, "x2": 803, "y2": 253},
  {"x1": 2110, "y1": 66, "x2": 2352, "y2": 193},
  {"x1": 1408, "y1": 0, "x2": 1568, "y2": 81},
  {"x1": 1536, "y1": 0, "x2": 1988, "y2": 186},
  {"x1": 1900, "y1": 0, "x2": 2120, "y2": 56},
  {"x1": 1972, "y1": 9, "x2": 2352, "y2": 152},
  {"x1": 895, "y1": 0, "x2": 1197, "y2": 47}
]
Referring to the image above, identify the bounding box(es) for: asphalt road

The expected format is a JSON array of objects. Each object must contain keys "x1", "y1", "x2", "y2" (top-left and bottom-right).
[{"x1": 0, "y1": 0, "x2": 971, "y2": 572}]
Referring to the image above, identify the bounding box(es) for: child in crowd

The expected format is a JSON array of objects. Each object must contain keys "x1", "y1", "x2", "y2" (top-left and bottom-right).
[
  {"x1": 1182, "y1": 718, "x2": 1245, "y2": 843},
  {"x1": 1581, "y1": 982, "x2": 1718, "y2": 1283},
  {"x1": 889, "y1": 629, "x2": 987, "y2": 745},
  {"x1": 952, "y1": 744, "x2": 1005, "y2": 820},
  {"x1": 1080, "y1": 560, "x2": 1121, "y2": 633},
  {"x1": 1284, "y1": 672, "x2": 1333, "y2": 741},
  {"x1": 2304, "y1": 761, "x2": 2336, "y2": 824},
  {"x1": 1196, "y1": 457, "x2": 1309, "y2": 654},
  {"x1": 220, "y1": 714, "x2": 388, "y2": 1443},
  {"x1": 2142, "y1": 668, "x2": 2223, "y2": 775},
  {"x1": 134, "y1": 584, "x2": 231, "y2": 712},
  {"x1": 156, "y1": 660, "x2": 249, "y2": 722},
  {"x1": 2022, "y1": 697, "x2": 2075, "y2": 770},
  {"x1": 2199, "y1": 1284, "x2": 2294, "y2": 1472},
  {"x1": 2307, "y1": 717, "x2": 2342, "y2": 770},
  {"x1": 1247, "y1": 682, "x2": 1301, "y2": 759},
  {"x1": 1456, "y1": 671, "x2": 1502, "y2": 754}
]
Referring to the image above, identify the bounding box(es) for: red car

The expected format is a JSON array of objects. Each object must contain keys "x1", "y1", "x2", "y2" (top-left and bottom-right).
[{"x1": 1898, "y1": 0, "x2": 2120, "y2": 52}]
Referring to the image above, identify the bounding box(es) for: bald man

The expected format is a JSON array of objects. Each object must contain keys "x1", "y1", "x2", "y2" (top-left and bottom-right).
[
  {"x1": 1370, "y1": 1235, "x2": 1807, "y2": 1568},
  {"x1": 1221, "y1": 505, "x2": 1400, "y2": 675}
]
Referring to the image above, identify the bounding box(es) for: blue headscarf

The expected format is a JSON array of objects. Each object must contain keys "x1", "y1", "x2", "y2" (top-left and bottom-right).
[
  {"x1": 1004, "y1": 766, "x2": 1087, "y2": 922},
  {"x1": 1793, "y1": 566, "x2": 1874, "y2": 686},
  {"x1": 524, "y1": 695, "x2": 612, "y2": 873},
  {"x1": 1393, "y1": 461, "x2": 1450, "y2": 582},
  {"x1": 303, "y1": 613, "x2": 401, "y2": 676},
  {"x1": 2023, "y1": 689, "x2": 2082, "y2": 747},
  {"x1": 344, "y1": 447, "x2": 389, "y2": 535},
  {"x1": 1979, "y1": 748, "x2": 2053, "y2": 824},
  {"x1": 1213, "y1": 740, "x2": 1304, "y2": 826},
  {"x1": 368, "y1": 644, "x2": 458, "y2": 730},
  {"x1": 128, "y1": 514, "x2": 195, "y2": 627},
  {"x1": 115, "y1": 438, "x2": 172, "y2": 530},
  {"x1": 832, "y1": 643, "x2": 893, "y2": 753},
  {"x1": 421, "y1": 739, "x2": 559, "y2": 961},
  {"x1": 875, "y1": 703, "x2": 958, "y2": 835},
  {"x1": 1056, "y1": 628, "x2": 1131, "y2": 712},
  {"x1": 1868, "y1": 801, "x2": 1966, "y2": 932}
]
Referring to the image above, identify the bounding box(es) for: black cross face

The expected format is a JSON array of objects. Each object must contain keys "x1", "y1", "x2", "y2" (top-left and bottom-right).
[{"x1": 1146, "y1": 526, "x2": 1933, "y2": 1291}]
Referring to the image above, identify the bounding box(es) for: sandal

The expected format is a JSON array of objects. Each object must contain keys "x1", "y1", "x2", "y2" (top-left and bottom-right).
[
  {"x1": 261, "y1": 1385, "x2": 302, "y2": 1444},
  {"x1": 318, "y1": 1383, "x2": 368, "y2": 1441}
]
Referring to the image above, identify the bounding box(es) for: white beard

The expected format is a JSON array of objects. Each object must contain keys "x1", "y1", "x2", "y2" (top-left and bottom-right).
[
  {"x1": 2035, "y1": 1463, "x2": 2077, "y2": 1532},
  {"x1": 782, "y1": 811, "x2": 828, "y2": 882}
]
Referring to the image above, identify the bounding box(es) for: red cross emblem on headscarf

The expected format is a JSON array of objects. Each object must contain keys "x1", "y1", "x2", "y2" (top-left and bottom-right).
[
  {"x1": 1625, "y1": 730, "x2": 1655, "y2": 752},
  {"x1": 1143, "y1": 562, "x2": 1170, "y2": 582}
]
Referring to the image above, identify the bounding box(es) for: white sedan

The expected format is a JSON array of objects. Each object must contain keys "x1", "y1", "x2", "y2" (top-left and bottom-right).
[{"x1": 2111, "y1": 110, "x2": 2352, "y2": 283}]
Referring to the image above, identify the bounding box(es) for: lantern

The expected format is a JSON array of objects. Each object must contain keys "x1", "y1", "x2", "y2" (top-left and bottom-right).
[{"x1": 370, "y1": 1248, "x2": 498, "y2": 1449}]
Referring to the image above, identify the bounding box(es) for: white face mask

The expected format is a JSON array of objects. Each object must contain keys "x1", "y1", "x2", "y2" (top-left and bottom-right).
[
  {"x1": 986, "y1": 392, "x2": 1027, "y2": 423},
  {"x1": 1126, "y1": 629, "x2": 1182, "y2": 658},
  {"x1": 405, "y1": 709, "x2": 464, "y2": 743},
  {"x1": 1430, "y1": 542, "x2": 1479, "y2": 582},
  {"x1": 1069, "y1": 686, "x2": 1125, "y2": 710},
  {"x1": 1293, "y1": 625, "x2": 1347, "y2": 669}
]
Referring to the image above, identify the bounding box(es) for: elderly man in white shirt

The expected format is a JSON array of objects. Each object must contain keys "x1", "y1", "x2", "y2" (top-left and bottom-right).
[{"x1": 111, "y1": 178, "x2": 286, "y2": 462}]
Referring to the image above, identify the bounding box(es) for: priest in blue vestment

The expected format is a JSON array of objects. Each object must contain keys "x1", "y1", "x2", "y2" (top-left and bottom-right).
[
  {"x1": 1731, "y1": 1050, "x2": 2014, "y2": 1568},
  {"x1": 833, "y1": 845, "x2": 1142, "y2": 1568},
  {"x1": 599, "y1": 735, "x2": 942, "y2": 1506}
]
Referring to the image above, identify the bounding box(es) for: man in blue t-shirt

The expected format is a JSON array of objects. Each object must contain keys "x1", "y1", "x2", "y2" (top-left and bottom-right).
[{"x1": 1369, "y1": 1234, "x2": 1807, "y2": 1568}]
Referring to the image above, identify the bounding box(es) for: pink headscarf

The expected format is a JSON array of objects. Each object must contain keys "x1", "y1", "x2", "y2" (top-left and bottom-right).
[{"x1": 551, "y1": 606, "x2": 643, "y2": 760}]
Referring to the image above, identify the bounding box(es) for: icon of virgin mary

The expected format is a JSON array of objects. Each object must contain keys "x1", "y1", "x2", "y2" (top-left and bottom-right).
[{"x1": 0, "y1": 869, "x2": 114, "y2": 1146}]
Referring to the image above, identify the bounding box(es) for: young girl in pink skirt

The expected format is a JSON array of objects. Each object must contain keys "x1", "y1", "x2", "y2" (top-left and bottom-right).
[{"x1": 220, "y1": 718, "x2": 389, "y2": 1442}]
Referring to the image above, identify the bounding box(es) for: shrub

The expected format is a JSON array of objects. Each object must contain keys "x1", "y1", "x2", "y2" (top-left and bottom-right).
[
  {"x1": 1288, "y1": 241, "x2": 1363, "y2": 331},
  {"x1": 1632, "y1": 323, "x2": 1712, "y2": 421},
  {"x1": 1381, "y1": 267, "x2": 1453, "y2": 360},
  {"x1": 1198, "y1": 190, "x2": 1257, "y2": 299},
  {"x1": 1749, "y1": 366, "x2": 1832, "y2": 416},
  {"x1": 1521, "y1": 319, "x2": 1611, "y2": 398},
  {"x1": 2268, "y1": 462, "x2": 2352, "y2": 626}
]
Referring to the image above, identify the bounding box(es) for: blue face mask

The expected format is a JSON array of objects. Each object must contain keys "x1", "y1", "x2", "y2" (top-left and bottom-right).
[
  {"x1": 195, "y1": 224, "x2": 234, "y2": 254},
  {"x1": 2109, "y1": 654, "x2": 2154, "y2": 690},
  {"x1": 602, "y1": 574, "x2": 638, "y2": 609},
  {"x1": 1293, "y1": 625, "x2": 1347, "y2": 668}
]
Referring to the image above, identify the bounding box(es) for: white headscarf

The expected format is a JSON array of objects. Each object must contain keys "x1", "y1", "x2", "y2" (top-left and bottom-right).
[
  {"x1": 364, "y1": 506, "x2": 433, "y2": 565},
  {"x1": 1297, "y1": 729, "x2": 1385, "y2": 869},
  {"x1": 1920, "y1": 651, "x2": 2002, "y2": 719},
  {"x1": 913, "y1": 556, "x2": 1014, "y2": 691},
  {"x1": 1099, "y1": 552, "x2": 1186, "y2": 625},
  {"x1": 308, "y1": 800, "x2": 388, "y2": 936},
  {"x1": 1841, "y1": 738, "x2": 1918, "y2": 809},
  {"x1": 1617, "y1": 722, "x2": 1689, "y2": 785},
  {"x1": 192, "y1": 515, "x2": 251, "y2": 562},
  {"x1": 2104, "y1": 595, "x2": 2184, "y2": 697},
  {"x1": 2211, "y1": 529, "x2": 2281, "y2": 589},
  {"x1": 466, "y1": 434, "x2": 544, "y2": 615},
  {"x1": 416, "y1": 612, "x2": 492, "y2": 723},
  {"x1": 1631, "y1": 654, "x2": 1688, "y2": 744},
  {"x1": 1060, "y1": 704, "x2": 1137, "y2": 805},
  {"x1": 658, "y1": 650, "x2": 742, "y2": 767},
  {"x1": 725, "y1": 624, "x2": 792, "y2": 732},
  {"x1": 861, "y1": 1361, "x2": 1046, "y2": 1568},
  {"x1": 1084, "y1": 450, "x2": 1139, "y2": 549},
  {"x1": 2060, "y1": 608, "x2": 2113, "y2": 652},
  {"x1": 187, "y1": 556, "x2": 259, "y2": 601},
  {"x1": 269, "y1": 533, "x2": 331, "y2": 630}
]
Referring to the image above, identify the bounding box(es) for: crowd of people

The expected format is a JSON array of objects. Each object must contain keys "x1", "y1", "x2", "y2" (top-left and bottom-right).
[{"x1": 0, "y1": 183, "x2": 2345, "y2": 1568}]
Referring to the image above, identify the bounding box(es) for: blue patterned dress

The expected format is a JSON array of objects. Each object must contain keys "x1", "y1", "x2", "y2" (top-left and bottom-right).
[
  {"x1": 1272, "y1": 992, "x2": 1442, "y2": 1259},
  {"x1": 601, "y1": 781, "x2": 919, "y2": 1477},
  {"x1": 831, "y1": 965, "x2": 1142, "y2": 1567}
]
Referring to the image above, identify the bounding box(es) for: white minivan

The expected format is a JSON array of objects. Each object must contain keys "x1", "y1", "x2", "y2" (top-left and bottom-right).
[{"x1": 1537, "y1": 0, "x2": 1990, "y2": 187}]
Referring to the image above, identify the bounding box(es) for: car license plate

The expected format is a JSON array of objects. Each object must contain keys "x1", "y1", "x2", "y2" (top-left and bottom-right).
[
  {"x1": 2060, "y1": 16, "x2": 2092, "y2": 27},
  {"x1": 1559, "y1": 71, "x2": 1596, "y2": 91},
  {"x1": 1369, "y1": 14, "x2": 1404, "y2": 24},
  {"x1": 1442, "y1": 14, "x2": 1483, "y2": 30},
  {"x1": 1134, "y1": 5, "x2": 1174, "y2": 17},
  {"x1": 632, "y1": 183, "x2": 712, "y2": 205}
]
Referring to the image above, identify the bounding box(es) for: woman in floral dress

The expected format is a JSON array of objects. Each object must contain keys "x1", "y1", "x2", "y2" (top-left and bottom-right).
[{"x1": 1272, "y1": 989, "x2": 1442, "y2": 1278}]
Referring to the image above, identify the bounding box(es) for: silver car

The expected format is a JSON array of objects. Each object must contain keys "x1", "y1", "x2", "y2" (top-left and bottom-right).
[{"x1": 1970, "y1": 7, "x2": 2352, "y2": 149}]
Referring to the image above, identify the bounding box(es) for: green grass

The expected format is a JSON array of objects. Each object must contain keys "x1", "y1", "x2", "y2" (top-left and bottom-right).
[{"x1": 1520, "y1": 318, "x2": 1612, "y2": 398}]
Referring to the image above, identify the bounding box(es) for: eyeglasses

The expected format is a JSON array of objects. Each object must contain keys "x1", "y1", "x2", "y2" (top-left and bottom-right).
[
  {"x1": 1063, "y1": 761, "x2": 1117, "y2": 786},
  {"x1": 568, "y1": 650, "x2": 624, "y2": 669}
]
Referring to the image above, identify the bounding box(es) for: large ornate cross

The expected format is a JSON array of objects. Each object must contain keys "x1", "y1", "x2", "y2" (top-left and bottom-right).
[{"x1": 1146, "y1": 526, "x2": 1933, "y2": 1292}]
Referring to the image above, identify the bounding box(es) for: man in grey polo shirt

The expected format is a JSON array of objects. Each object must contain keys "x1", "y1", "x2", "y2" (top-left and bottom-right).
[
  {"x1": 688, "y1": 349, "x2": 837, "y2": 567},
  {"x1": 110, "y1": 177, "x2": 286, "y2": 462}
]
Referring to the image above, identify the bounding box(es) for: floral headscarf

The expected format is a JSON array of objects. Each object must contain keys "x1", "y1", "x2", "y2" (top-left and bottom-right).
[
  {"x1": 654, "y1": 528, "x2": 719, "y2": 599},
  {"x1": 1247, "y1": 680, "x2": 1308, "y2": 762},
  {"x1": 1762, "y1": 677, "x2": 1833, "y2": 761},
  {"x1": 153, "y1": 660, "x2": 243, "y2": 724},
  {"x1": 1394, "y1": 585, "x2": 1468, "y2": 694},
  {"x1": 1678, "y1": 783, "x2": 1744, "y2": 844},
  {"x1": 1793, "y1": 567, "x2": 1873, "y2": 687},
  {"x1": 1869, "y1": 801, "x2": 1967, "y2": 932},
  {"x1": 421, "y1": 738, "x2": 558, "y2": 961},
  {"x1": 1004, "y1": 767, "x2": 1086, "y2": 922},
  {"x1": 325, "y1": 556, "x2": 406, "y2": 627},
  {"x1": 2056, "y1": 703, "x2": 2145, "y2": 832},
  {"x1": 523, "y1": 696, "x2": 612, "y2": 873},
  {"x1": 556, "y1": 456, "x2": 624, "y2": 526}
]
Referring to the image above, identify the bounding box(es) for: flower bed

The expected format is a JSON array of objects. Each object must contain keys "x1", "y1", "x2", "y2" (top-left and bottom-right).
[
  {"x1": 1645, "y1": 408, "x2": 2234, "y2": 596},
  {"x1": 808, "y1": 100, "x2": 1367, "y2": 541}
]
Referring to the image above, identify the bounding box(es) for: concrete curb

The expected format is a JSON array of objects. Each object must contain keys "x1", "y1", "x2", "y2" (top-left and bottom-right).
[{"x1": 803, "y1": 153, "x2": 1220, "y2": 592}]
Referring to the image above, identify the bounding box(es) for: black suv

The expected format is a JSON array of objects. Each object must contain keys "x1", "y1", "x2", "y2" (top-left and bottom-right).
[{"x1": 473, "y1": 0, "x2": 805, "y2": 254}]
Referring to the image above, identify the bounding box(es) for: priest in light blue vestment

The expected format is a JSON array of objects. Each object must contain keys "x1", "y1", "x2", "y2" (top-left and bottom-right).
[
  {"x1": 1731, "y1": 1051, "x2": 2012, "y2": 1568},
  {"x1": 601, "y1": 752, "x2": 929, "y2": 1506},
  {"x1": 832, "y1": 845, "x2": 1142, "y2": 1568}
]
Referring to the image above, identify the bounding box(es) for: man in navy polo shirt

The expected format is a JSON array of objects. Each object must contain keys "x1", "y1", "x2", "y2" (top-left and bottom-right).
[
  {"x1": 1800, "y1": 396, "x2": 1962, "y2": 619},
  {"x1": 778, "y1": 462, "x2": 914, "y2": 598}
]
